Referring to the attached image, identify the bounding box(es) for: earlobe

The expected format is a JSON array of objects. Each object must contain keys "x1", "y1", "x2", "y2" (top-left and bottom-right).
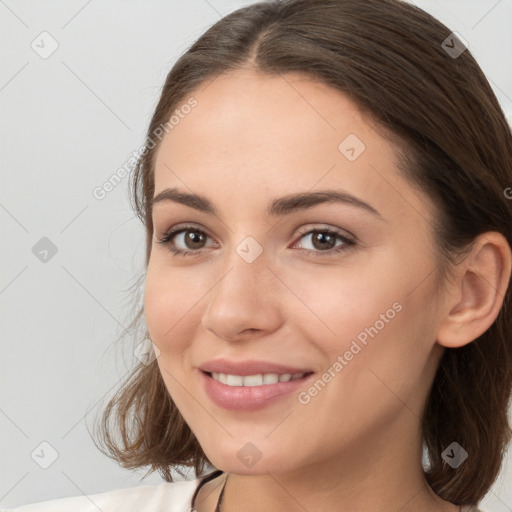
[{"x1": 436, "y1": 232, "x2": 512, "y2": 349}]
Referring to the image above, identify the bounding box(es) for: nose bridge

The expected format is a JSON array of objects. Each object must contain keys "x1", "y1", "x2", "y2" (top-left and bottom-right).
[
  {"x1": 213, "y1": 234, "x2": 269, "y2": 305},
  {"x1": 201, "y1": 234, "x2": 281, "y2": 337}
]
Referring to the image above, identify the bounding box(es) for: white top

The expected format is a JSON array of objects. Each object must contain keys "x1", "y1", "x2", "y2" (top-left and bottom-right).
[
  {"x1": 0, "y1": 476, "x2": 488, "y2": 512},
  {"x1": 0, "y1": 477, "x2": 199, "y2": 512}
]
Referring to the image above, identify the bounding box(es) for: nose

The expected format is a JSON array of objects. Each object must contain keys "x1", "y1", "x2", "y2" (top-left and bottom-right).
[{"x1": 201, "y1": 244, "x2": 283, "y2": 342}]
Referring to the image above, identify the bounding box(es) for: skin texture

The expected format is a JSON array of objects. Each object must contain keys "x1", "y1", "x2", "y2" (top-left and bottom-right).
[{"x1": 144, "y1": 68, "x2": 511, "y2": 512}]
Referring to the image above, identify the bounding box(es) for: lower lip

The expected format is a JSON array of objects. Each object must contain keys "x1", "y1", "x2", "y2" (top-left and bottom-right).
[{"x1": 199, "y1": 370, "x2": 315, "y2": 411}]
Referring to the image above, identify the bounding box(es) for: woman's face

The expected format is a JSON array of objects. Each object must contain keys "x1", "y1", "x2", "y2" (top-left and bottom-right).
[{"x1": 144, "y1": 68, "x2": 447, "y2": 474}]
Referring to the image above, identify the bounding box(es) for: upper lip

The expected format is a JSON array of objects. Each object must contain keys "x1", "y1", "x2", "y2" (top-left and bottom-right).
[{"x1": 198, "y1": 358, "x2": 314, "y2": 376}]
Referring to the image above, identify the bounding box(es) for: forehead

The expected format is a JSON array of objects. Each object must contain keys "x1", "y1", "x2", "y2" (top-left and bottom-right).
[
  {"x1": 156, "y1": 69, "x2": 374, "y2": 161},
  {"x1": 152, "y1": 69, "x2": 433, "y2": 224}
]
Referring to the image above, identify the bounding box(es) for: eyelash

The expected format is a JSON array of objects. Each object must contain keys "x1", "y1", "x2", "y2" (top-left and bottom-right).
[{"x1": 156, "y1": 223, "x2": 356, "y2": 258}]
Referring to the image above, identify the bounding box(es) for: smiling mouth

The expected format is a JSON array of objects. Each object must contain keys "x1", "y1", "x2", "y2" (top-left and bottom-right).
[{"x1": 203, "y1": 370, "x2": 315, "y2": 387}]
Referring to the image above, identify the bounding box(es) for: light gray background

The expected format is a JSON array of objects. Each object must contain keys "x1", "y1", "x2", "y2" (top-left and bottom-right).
[{"x1": 1, "y1": 0, "x2": 511, "y2": 509}]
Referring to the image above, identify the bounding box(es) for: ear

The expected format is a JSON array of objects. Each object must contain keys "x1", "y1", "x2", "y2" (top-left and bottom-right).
[{"x1": 436, "y1": 231, "x2": 512, "y2": 348}]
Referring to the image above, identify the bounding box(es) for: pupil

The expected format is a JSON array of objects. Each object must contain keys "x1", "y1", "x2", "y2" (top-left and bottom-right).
[
  {"x1": 313, "y1": 232, "x2": 335, "y2": 250},
  {"x1": 187, "y1": 231, "x2": 204, "y2": 249}
]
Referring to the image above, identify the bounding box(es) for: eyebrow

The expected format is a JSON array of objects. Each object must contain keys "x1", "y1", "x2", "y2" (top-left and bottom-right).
[{"x1": 151, "y1": 187, "x2": 384, "y2": 219}]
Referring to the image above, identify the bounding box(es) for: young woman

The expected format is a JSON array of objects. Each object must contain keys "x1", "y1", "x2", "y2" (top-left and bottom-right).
[{"x1": 5, "y1": 0, "x2": 511, "y2": 511}]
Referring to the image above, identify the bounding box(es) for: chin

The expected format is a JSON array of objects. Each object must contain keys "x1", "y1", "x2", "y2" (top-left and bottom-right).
[{"x1": 201, "y1": 441, "x2": 303, "y2": 476}]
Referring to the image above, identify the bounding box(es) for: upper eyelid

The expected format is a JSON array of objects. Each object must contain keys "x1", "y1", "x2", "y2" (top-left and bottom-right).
[{"x1": 295, "y1": 224, "x2": 355, "y2": 241}]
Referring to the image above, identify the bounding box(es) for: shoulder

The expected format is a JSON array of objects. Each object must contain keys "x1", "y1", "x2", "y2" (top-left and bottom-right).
[
  {"x1": 460, "y1": 505, "x2": 492, "y2": 512},
  {"x1": 1, "y1": 477, "x2": 199, "y2": 512}
]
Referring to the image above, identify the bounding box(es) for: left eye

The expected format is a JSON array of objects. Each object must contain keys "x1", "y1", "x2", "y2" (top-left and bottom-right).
[
  {"x1": 293, "y1": 228, "x2": 355, "y2": 254},
  {"x1": 156, "y1": 225, "x2": 356, "y2": 257}
]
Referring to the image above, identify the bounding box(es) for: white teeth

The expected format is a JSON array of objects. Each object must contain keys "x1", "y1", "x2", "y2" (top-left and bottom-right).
[
  {"x1": 226, "y1": 374, "x2": 243, "y2": 386},
  {"x1": 211, "y1": 372, "x2": 306, "y2": 386},
  {"x1": 212, "y1": 372, "x2": 228, "y2": 384},
  {"x1": 244, "y1": 374, "x2": 263, "y2": 386},
  {"x1": 263, "y1": 373, "x2": 280, "y2": 384}
]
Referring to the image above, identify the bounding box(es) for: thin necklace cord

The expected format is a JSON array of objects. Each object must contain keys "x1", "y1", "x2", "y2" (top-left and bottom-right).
[{"x1": 214, "y1": 474, "x2": 228, "y2": 512}]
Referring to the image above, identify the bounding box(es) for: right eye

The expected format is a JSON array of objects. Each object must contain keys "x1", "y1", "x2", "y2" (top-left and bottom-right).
[{"x1": 156, "y1": 224, "x2": 216, "y2": 257}]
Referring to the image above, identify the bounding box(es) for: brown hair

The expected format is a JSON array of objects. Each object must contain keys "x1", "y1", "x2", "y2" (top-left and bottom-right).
[{"x1": 92, "y1": 0, "x2": 512, "y2": 505}]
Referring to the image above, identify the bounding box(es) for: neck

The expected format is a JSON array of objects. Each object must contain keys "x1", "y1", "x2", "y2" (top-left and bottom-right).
[{"x1": 207, "y1": 417, "x2": 460, "y2": 512}]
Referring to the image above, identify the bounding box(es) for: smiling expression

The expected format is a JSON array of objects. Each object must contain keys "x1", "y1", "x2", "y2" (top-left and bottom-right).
[{"x1": 143, "y1": 68, "x2": 446, "y2": 474}]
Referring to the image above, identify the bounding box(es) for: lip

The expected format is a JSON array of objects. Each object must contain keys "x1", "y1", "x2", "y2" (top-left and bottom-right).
[
  {"x1": 198, "y1": 358, "x2": 313, "y2": 376},
  {"x1": 198, "y1": 369, "x2": 315, "y2": 411}
]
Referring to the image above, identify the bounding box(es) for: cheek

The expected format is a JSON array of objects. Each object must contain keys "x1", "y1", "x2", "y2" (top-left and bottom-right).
[
  {"x1": 312, "y1": 281, "x2": 438, "y2": 430},
  {"x1": 293, "y1": 250, "x2": 438, "y2": 390},
  {"x1": 144, "y1": 264, "x2": 200, "y2": 414},
  {"x1": 143, "y1": 262, "x2": 202, "y2": 354}
]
